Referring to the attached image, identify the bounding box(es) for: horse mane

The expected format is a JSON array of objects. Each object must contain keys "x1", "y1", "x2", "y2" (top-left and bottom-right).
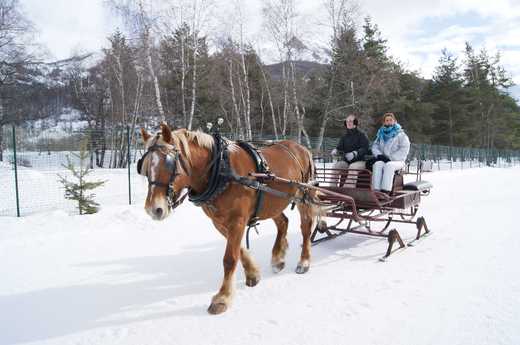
[{"x1": 171, "y1": 129, "x2": 215, "y2": 165}]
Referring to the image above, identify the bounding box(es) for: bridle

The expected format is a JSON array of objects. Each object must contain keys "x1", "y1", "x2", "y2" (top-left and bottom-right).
[{"x1": 137, "y1": 138, "x2": 189, "y2": 210}]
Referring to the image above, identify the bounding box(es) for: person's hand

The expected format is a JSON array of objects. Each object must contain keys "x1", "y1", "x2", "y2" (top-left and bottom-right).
[
  {"x1": 331, "y1": 148, "x2": 338, "y2": 156},
  {"x1": 345, "y1": 151, "x2": 357, "y2": 162},
  {"x1": 377, "y1": 154, "x2": 390, "y2": 162}
]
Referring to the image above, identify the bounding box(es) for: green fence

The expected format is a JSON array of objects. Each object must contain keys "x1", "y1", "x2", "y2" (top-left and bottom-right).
[
  {"x1": 1, "y1": 125, "x2": 519, "y2": 217},
  {"x1": 0, "y1": 125, "x2": 144, "y2": 217}
]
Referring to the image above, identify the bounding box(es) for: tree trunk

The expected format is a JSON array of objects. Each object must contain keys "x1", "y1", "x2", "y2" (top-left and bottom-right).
[
  {"x1": 258, "y1": 62, "x2": 278, "y2": 139},
  {"x1": 289, "y1": 60, "x2": 304, "y2": 143},
  {"x1": 237, "y1": 63, "x2": 251, "y2": 141},
  {"x1": 229, "y1": 59, "x2": 243, "y2": 139},
  {"x1": 260, "y1": 86, "x2": 265, "y2": 137},
  {"x1": 180, "y1": 30, "x2": 188, "y2": 127},
  {"x1": 282, "y1": 62, "x2": 288, "y2": 136},
  {"x1": 188, "y1": 28, "x2": 199, "y2": 130},
  {"x1": 129, "y1": 70, "x2": 144, "y2": 158},
  {"x1": 448, "y1": 104, "x2": 454, "y2": 147},
  {"x1": 143, "y1": 30, "x2": 165, "y2": 121},
  {"x1": 300, "y1": 105, "x2": 312, "y2": 148},
  {"x1": 0, "y1": 124, "x2": 3, "y2": 162},
  {"x1": 240, "y1": 52, "x2": 252, "y2": 140},
  {"x1": 316, "y1": 70, "x2": 336, "y2": 150}
]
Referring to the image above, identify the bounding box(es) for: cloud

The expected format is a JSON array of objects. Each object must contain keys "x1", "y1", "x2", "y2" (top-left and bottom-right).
[
  {"x1": 356, "y1": 0, "x2": 520, "y2": 86},
  {"x1": 22, "y1": 0, "x2": 119, "y2": 60}
]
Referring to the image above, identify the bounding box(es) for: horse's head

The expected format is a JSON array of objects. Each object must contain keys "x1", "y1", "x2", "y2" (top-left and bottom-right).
[{"x1": 138, "y1": 123, "x2": 191, "y2": 220}]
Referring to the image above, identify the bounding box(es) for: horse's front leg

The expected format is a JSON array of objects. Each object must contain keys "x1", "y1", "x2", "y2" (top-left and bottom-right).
[
  {"x1": 211, "y1": 220, "x2": 260, "y2": 289},
  {"x1": 240, "y1": 247, "x2": 261, "y2": 287},
  {"x1": 208, "y1": 220, "x2": 246, "y2": 315}
]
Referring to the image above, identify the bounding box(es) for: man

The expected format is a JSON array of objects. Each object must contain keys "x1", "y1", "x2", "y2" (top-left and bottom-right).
[{"x1": 331, "y1": 114, "x2": 369, "y2": 170}]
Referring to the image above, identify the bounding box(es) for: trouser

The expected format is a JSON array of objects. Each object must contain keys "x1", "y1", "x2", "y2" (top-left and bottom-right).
[
  {"x1": 372, "y1": 160, "x2": 405, "y2": 191},
  {"x1": 331, "y1": 160, "x2": 366, "y2": 187}
]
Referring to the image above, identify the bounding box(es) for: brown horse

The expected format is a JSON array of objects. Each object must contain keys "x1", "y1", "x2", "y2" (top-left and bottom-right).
[{"x1": 138, "y1": 123, "x2": 321, "y2": 314}]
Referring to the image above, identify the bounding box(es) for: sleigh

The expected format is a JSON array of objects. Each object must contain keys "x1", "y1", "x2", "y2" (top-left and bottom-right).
[
  {"x1": 309, "y1": 163, "x2": 432, "y2": 260},
  {"x1": 251, "y1": 159, "x2": 432, "y2": 261}
]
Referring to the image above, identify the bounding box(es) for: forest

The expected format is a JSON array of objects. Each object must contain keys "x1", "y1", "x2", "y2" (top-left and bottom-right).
[{"x1": 1, "y1": 0, "x2": 519, "y2": 165}]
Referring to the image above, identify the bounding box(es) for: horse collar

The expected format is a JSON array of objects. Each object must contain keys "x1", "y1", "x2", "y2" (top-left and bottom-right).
[{"x1": 188, "y1": 133, "x2": 232, "y2": 206}]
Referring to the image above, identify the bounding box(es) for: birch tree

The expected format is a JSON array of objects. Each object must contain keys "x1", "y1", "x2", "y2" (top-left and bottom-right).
[
  {"x1": 106, "y1": 0, "x2": 165, "y2": 121},
  {"x1": 162, "y1": 0, "x2": 214, "y2": 129},
  {"x1": 262, "y1": 0, "x2": 311, "y2": 145},
  {"x1": 315, "y1": 0, "x2": 359, "y2": 150}
]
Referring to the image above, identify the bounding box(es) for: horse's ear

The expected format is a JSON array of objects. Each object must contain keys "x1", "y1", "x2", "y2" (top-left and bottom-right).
[
  {"x1": 140, "y1": 128, "x2": 151, "y2": 142},
  {"x1": 160, "y1": 121, "x2": 172, "y2": 143}
]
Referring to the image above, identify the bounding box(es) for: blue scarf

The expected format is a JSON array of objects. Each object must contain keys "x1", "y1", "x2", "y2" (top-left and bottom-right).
[{"x1": 376, "y1": 123, "x2": 401, "y2": 142}]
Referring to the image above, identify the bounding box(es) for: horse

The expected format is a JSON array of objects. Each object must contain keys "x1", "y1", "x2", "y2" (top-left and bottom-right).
[{"x1": 138, "y1": 123, "x2": 321, "y2": 314}]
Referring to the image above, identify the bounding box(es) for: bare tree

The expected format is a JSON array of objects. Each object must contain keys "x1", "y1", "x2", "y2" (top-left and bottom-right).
[
  {"x1": 262, "y1": 0, "x2": 311, "y2": 145},
  {"x1": 0, "y1": 0, "x2": 36, "y2": 160},
  {"x1": 105, "y1": 0, "x2": 165, "y2": 121},
  {"x1": 162, "y1": 0, "x2": 214, "y2": 129},
  {"x1": 315, "y1": 0, "x2": 359, "y2": 150}
]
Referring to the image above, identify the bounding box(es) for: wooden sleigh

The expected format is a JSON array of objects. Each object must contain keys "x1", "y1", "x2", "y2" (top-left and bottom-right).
[
  {"x1": 249, "y1": 160, "x2": 432, "y2": 261},
  {"x1": 309, "y1": 164, "x2": 432, "y2": 261}
]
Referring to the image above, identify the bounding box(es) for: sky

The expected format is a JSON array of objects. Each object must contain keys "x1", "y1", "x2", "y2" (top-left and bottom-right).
[{"x1": 20, "y1": 0, "x2": 520, "y2": 100}]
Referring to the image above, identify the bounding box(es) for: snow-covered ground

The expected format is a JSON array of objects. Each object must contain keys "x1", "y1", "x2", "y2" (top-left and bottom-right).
[{"x1": 1, "y1": 167, "x2": 519, "y2": 345}]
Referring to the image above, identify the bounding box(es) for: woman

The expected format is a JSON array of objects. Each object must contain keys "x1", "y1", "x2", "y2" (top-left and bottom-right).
[{"x1": 371, "y1": 112, "x2": 410, "y2": 193}]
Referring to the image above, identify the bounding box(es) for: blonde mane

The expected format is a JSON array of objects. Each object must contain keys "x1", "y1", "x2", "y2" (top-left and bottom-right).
[{"x1": 171, "y1": 129, "x2": 215, "y2": 164}]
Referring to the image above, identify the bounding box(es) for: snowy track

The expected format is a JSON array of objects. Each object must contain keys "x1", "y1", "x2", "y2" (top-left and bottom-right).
[{"x1": 1, "y1": 167, "x2": 519, "y2": 345}]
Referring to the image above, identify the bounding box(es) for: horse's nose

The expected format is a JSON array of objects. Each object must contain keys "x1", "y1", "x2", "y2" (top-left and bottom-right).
[{"x1": 154, "y1": 207, "x2": 163, "y2": 218}]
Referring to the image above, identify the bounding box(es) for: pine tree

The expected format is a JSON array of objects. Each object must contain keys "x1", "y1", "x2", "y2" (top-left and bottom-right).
[
  {"x1": 57, "y1": 140, "x2": 106, "y2": 215},
  {"x1": 427, "y1": 49, "x2": 468, "y2": 146}
]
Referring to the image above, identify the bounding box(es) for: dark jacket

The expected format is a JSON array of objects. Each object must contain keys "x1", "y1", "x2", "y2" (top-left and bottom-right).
[{"x1": 336, "y1": 127, "x2": 370, "y2": 162}]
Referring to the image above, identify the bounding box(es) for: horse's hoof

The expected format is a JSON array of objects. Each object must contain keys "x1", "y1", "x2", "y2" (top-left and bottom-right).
[
  {"x1": 272, "y1": 262, "x2": 285, "y2": 273},
  {"x1": 246, "y1": 276, "x2": 260, "y2": 287},
  {"x1": 207, "y1": 302, "x2": 228, "y2": 315},
  {"x1": 295, "y1": 264, "x2": 309, "y2": 274}
]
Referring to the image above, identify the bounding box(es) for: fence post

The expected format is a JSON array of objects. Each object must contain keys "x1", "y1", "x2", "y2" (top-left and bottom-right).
[
  {"x1": 448, "y1": 146, "x2": 453, "y2": 170},
  {"x1": 127, "y1": 125, "x2": 132, "y2": 205},
  {"x1": 12, "y1": 125, "x2": 20, "y2": 217}
]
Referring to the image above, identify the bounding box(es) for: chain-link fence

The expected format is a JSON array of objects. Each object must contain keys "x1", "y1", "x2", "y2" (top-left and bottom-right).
[
  {"x1": 0, "y1": 125, "x2": 145, "y2": 217},
  {"x1": 1, "y1": 125, "x2": 519, "y2": 217}
]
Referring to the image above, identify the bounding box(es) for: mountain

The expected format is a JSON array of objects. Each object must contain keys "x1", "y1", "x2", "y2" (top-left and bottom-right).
[{"x1": 265, "y1": 60, "x2": 328, "y2": 80}]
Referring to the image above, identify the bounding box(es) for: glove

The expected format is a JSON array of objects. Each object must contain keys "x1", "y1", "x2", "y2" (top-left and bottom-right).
[
  {"x1": 345, "y1": 151, "x2": 357, "y2": 162},
  {"x1": 377, "y1": 154, "x2": 390, "y2": 163},
  {"x1": 331, "y1": 148, "x2": 338, "y2": 156}
]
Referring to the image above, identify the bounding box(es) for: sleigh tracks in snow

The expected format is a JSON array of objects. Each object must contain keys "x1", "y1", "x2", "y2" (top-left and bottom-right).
[{"x1": 249, "y1": 163, "x2": 433, "y2": 262}]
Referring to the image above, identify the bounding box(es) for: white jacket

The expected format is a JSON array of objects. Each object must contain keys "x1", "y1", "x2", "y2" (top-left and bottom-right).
[{"x1": 372, "y1": 130, "x2": 410, "y2": 162}]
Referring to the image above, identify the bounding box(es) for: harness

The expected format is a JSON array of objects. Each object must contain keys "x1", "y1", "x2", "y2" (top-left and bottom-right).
[
  {"x1": 188, "y1": 133, "x2": 232, "y2": 206},
  {"x1": 187, "y1": 135, "x2": 272, "y2": 237},
  {"x1": 236, "y1": 140, "x2": 271, "y2": 248},
  {"x1": 137, "y1": 132, "x2": 309, "y2": 248}
]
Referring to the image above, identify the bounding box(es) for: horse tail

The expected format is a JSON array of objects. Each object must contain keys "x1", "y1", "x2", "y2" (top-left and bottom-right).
[
  {"x1": 298, "y1": 147, "x2": 326, "y2": 231},
  {"x1": 302, "y1": 146, "x2": 315, "y2": 183}
]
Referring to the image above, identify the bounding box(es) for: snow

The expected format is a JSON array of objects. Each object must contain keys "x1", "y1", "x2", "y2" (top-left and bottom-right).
[
  {"x1": 0, "y1": 160, "x2": 145, "y2": 216},
  {"x1": 31, "y1": 108, "x2": 89, "y2": 141},
  {"x1": 1, "y1": 167, "x2": 520, "y2": 345}
]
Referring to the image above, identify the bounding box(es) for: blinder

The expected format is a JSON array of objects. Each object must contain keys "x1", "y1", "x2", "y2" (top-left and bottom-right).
[
  {"x1": 137, "y1": 142, "x2": 187, "y2": 210},
  {"x1": 137, "y1": 144, "x2": 177, "y2": 176}
]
